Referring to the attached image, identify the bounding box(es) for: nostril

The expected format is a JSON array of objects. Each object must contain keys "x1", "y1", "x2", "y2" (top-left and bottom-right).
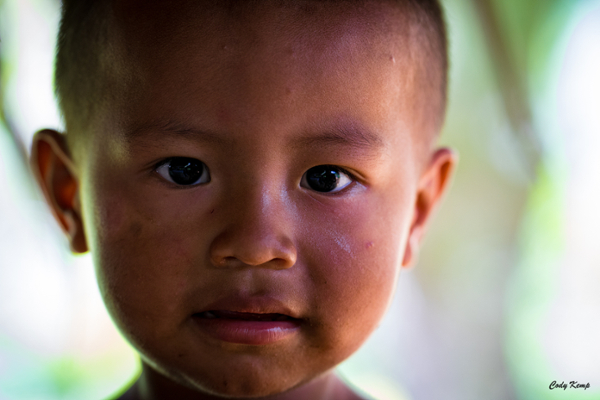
[
  {"x1": 213, "y1": 254, "x2": 294, "y2": 269},
  {"x1": 219, "y1": 256, "x2": 238, "y2": 266},
  {"x1": 209, "y1": 225, "x2": 297, "y2": 270},
  {"x1": 272, "y1": 257, "x2": 296, "y2": 270},
  {"x1": 211, "y1": 255, "x2": 237, "y2": 268},
  {"x1": 210, "y1": 243, "x2": 296, "y2": 270}
]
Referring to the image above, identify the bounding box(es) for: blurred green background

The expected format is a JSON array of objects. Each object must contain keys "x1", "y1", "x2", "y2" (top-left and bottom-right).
[{"x1": 1, "y1": 0, "x2": 599, "y2": 399}]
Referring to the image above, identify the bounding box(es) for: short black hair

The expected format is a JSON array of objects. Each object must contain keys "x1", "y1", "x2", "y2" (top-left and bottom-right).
[
  {"x1": 55, "y1": 0, "x2": 448, "y2": 150},
  {"x1": 55, "y1": 0, "x2": 114, "y2": 143}
]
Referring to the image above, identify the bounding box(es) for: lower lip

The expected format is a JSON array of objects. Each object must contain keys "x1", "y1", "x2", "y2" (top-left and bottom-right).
[{"x1": 192, "y1": 315, "x2": 301, "y2": 345}]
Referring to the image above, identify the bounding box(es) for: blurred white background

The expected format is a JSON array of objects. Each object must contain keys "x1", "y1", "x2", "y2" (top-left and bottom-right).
[{"x1": 1, "y1": 0, "x2": 600, "y2": 399}]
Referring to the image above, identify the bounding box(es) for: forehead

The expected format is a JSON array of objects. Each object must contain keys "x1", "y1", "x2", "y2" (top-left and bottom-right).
[
  {"x1": 112, "y1": 1, "x2": 413, "y2": 85},
  {"x1": 114, "y1": 0, "x2": 409, "y2": 46},
  {"x1": 104, "y1": 0, "x2": 421, "y2": 152}
]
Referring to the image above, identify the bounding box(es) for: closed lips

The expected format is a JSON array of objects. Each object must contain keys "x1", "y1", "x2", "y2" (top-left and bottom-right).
[
  {"x1": 196, "y1": 310, "x2": 298, "y2": 322},
  {"x1": 193, "y1": 309, "x2": 302, "y2": 345}
]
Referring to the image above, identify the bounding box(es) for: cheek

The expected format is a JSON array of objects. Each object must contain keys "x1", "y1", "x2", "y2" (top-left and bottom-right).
[
  {"x1": 300, "y1": 190, "x2": 412, "y2": 353},
  {"x1": 83, "y1": 177, "x2": 209, "y2": 340}
]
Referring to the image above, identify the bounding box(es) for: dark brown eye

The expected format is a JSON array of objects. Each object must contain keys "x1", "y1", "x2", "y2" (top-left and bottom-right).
[
  {"x1": 156, "y1": 157, "x2": 210, "y2": 186},
  {"x1": 301, "y1": 165, "x2": 352, "y2": 193}
]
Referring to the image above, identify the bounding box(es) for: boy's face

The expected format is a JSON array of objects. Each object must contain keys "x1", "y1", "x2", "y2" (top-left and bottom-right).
[{"x1": 33, "y1": 1, "x2": 454, "y2": 398}]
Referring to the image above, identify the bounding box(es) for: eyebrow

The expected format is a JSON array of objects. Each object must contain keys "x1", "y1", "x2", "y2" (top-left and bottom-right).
[
  {"x1": 291, "y1": 126, "x2": 385, "y2": 152},
  {"x1": 124, "y1": 119, "x2": 227, "y2": 145},
  {"x1": 124, "y1": 119, "x2": 385, "y2": 152}
]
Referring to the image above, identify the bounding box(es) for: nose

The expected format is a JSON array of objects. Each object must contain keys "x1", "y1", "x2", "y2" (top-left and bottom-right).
[{"x1": 209, "y1": 186, "x2": 297, "y2": 270}]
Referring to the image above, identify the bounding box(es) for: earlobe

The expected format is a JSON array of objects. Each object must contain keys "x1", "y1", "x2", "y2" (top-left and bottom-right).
[
  {"x1": 30, "y1": 129, "x2": 88, "y2": 253},
  {"x1": 402, "y1": 147, "x2": 457, "y2": 268},
  {"x1": 401, "y1": 233, "x2": 418, "y2": 268}
]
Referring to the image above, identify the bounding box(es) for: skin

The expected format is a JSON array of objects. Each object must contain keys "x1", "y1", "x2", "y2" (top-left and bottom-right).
[{"x1": 31, "y1": 1, "x2": 456, "y2": 399}]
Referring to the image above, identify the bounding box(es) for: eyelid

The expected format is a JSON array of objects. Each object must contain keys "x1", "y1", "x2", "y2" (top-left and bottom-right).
[
  {"x1": 335, "y1": 166, "x2": 359, "y2": 181},
  {"x1": 324, "y1": 165, "x2": 364, "y2": 187},
  {"x1": 329, "y1": 169, "x2": 353, "y2": 194},
  {"x1": 154, "y1": 157, "x2": 210, "y2": 187},
  {"x1": 301, "y1": 164, "x2": 357, "y2": 195}
]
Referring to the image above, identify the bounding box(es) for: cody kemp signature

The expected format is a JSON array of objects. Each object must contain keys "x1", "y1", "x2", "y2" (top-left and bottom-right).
[{"x1": 549, "y1": 381, "x2": 591, "y2": 390}]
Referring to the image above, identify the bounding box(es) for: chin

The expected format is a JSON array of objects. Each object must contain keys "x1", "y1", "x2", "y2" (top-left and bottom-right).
[
  {"x1": 190, "y1": 377, "x2": 302, "y2": 399},
  {"x1": 156, "y1": 361, "x2": 308, "y2": 399}
]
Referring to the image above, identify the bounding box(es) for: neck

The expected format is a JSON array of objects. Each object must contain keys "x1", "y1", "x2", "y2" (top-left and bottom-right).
[{"x1": 117, "y1": 365, "x2": 366, "y2": 400}]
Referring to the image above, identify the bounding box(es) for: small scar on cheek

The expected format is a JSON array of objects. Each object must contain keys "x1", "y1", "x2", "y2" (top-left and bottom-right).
[
  {"x1": 210, "y1": 209, "x2": 215, "y2": 214},
  {"x1": 366, "y1": 241, "x2": 374, "y2": 249}
]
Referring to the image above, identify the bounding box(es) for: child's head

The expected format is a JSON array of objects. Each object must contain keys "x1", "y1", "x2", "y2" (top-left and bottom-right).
[{"x1": 32, "y1": 1, "x2": 455, "y2": 398}]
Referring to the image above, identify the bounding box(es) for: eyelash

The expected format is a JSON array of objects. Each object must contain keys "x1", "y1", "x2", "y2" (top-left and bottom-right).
[
  {"x1": 154, "y1": 157, "x2": 210, "y2": 187},
  {"x1": 300, "y1": 165, "x2": 356, "y2": 194},
  {"x1": 153, "y1": 158, "x2": 358, "y2": 193}
]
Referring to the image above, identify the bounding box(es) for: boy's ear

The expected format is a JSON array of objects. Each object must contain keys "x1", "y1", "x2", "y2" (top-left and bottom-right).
[
  {"x1": 30, "y1": 129, "x2": 88, "y2": 253},
  {"x1": 402, "y1": 147, "x2": 457, "y2": 268}
]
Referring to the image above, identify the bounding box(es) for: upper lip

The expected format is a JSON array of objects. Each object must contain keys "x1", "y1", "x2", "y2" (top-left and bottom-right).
[{"x1": 197, "y1": 294, "x2": 301, "y2": 319}]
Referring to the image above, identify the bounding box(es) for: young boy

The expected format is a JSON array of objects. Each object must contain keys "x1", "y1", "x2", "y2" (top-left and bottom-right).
[{"x1": 30, "y1": 0, "x2": 455, "y2": 399}]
